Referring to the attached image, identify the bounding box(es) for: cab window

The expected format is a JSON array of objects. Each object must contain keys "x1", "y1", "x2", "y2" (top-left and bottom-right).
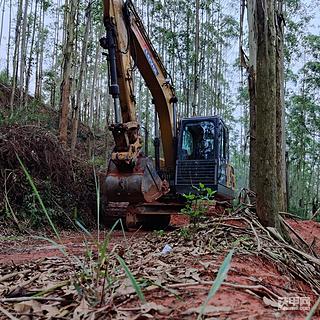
[{"x1": 180, "y1": 121, "x2": 215, "y2": 160}]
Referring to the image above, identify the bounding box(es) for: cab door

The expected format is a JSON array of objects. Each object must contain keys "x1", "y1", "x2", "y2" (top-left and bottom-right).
[{"x1": 218, "y1": 123, "x2": 228, "y2": 186}]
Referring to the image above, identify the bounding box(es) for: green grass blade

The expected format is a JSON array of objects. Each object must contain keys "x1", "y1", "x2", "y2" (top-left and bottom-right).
[
  {"x1": 93, "y1": 164, "x2": 100, "y2": 243},
  {"x1": 75, "y1": 220, "x2": 92, "y2": 237},
  {"x1": 34, "y1": 236, "x2": 68, "y2": 257},
  {"x1": 98, "y1": 218, "x2": 125, "y2": 268},
  {"x1": 116, "y1": 255, "x2": 146, "y2": 304},
  {"x1": 306, "y1": 296, "x2": 320, "y2": 320},
  {"x1": 107, "y1": 218, "x2": 121, "y2": 237},
  {"x1": 197, "y1": 249, "x2": 234, "y2": 320},
  {"x1": 34, "y1": 236, "x2": 84, "y2": 268},
  {"x1": 17, "y1": 155, "x2": 60, "y2": 240}
]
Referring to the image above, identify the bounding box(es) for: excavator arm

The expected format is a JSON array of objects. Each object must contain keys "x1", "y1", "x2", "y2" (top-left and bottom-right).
[
  {"x1": 100, "y1": 0, "x2": 177, "y2": 203},
  {"x1": 101, "y1": 0, "x2": 177, "y2": 169}
]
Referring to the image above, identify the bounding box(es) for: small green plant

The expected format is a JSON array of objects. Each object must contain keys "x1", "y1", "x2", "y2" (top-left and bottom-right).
[
  {"x1": 181, "y1": 183, "x2": 216, "y2": 226},
  {"x1": 154, "y1": 229, "x2": 165, "y2": 237},
  {"x1": 179, "y1": 227, "x2": 191, "y2": 240}
]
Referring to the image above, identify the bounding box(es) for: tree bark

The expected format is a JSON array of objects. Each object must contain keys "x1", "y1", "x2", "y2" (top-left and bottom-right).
[
  {"x1": 255, "y1": 0, "x2": 280, "y2": 229},
  {"x1": 275, "y1": 0, "x2": 287, "y2": 212},
  {"x1": 59, "y1": 0, "x2": 76, "y2": 146},
  {"x1": 25, "y1": 0, "x2": 39, "y2": 109},
  {"x1": 6, "y1": 0, "x2": 12, "y2": 80},
  {"x1": 19, "y1": 0, "x2": 29, "y2": 108},
  {"x1": 10, "y1": 0, "x2": 23, "y2": 113},
  {"x1": 191, "y1": 0, "x2": 200, "y2": 116},
  {"x1": 35, "y1": 4, "x2": 45, "y2": 100},
  {"x1": 71, "y1": 2, "x2": 91, "y2": 155},
  {"x1": 247, "y1": 0, "x2": 258, "y2": 192},
  {"x1": 0, "y1": 0, "x2": 5, "y2": 48}
]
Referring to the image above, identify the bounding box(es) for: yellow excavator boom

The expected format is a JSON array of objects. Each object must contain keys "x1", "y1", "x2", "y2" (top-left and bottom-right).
[{"x1": 102, "y1": 0, "x2": 177, "y2": 169}]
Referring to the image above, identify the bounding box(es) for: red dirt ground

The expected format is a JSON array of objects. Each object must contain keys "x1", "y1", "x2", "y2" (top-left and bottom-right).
[{"x1": 0, "y1": 215, "x2": 319, "y2": 319}]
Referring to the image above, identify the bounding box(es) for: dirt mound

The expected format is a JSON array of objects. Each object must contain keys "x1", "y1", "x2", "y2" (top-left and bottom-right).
[{"x1": 0, "y1": 125, "x2": 97, "y2": 232}]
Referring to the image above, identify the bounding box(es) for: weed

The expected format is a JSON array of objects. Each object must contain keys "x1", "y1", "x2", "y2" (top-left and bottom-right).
[
  {"x1": 179, "y1": 227, "x2": 192, "y2": 240},
  {"x1": 181, "y1": 183, "x2": 216, "y2": 226},
  {"x1": 154, "y1": 229, "x2": 165, "y2": 237}
]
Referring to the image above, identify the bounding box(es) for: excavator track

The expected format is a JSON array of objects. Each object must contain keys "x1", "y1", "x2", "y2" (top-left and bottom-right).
[
  {"x1": 101, "y1": 201, "x2": 181, "y2": 230},
  {"x1": 101, "y1": 201, "x2": 129, "y2": 228}
]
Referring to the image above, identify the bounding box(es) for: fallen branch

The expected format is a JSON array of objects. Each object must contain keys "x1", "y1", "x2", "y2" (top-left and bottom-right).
[
  {"x1": 0, "y1": 305, "x2": 19, "y2": 320},
  {"x1": 0, "y1": 297, "x2": 66, "y2": 303}
]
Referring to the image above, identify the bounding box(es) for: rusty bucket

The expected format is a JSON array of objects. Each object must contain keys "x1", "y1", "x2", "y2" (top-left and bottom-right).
[{"x1": 102, "y1": 154, "x2": 169, "y2": 203}]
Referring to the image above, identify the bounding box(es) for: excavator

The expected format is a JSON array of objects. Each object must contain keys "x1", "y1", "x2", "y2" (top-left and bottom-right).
[{"x1": 99, "y1": 0, "x2": 235, "y2": 229}]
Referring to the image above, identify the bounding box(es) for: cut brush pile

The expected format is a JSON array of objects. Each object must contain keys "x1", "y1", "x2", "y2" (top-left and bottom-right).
[
  {"x1": 0, "y1": 206, "x2": 319, "y2": 319},
  {"x1": 0, "y1": 125, "x2": 97, "y2": 232}
]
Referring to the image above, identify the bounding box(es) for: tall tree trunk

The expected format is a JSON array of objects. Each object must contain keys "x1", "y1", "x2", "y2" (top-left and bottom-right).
[
  {"x1": 36, "y1": 4, "x2": 45, "y2": 100},
  {"x1": 185, "y1": 8, "x2": 190, "y2": 117},
  {"x1": 59, "y1": 0, "x2": 76, "y2": 146},
  {"x1": 19, "y1": 0, "x2": 29, "y2": 108},
  {"x1": 192, "y1": 0, "x2": 200, "y2": 116},
  {"x1": 255, "y1": 0, "x2": 280, "y2": 229},
  {"x1": 34, "y1": 0, "x2": 42, "y2": 99},
  {"x1": 25, "y1": 0, "x2": 39, "y2": 108},
  {"x1": 10, "y1": 0, "x2": 23, "y2": 113},
  {"x1": 246, "y1": 0, "x2": 258, "y2": 192},
  {"x1": 275, "y1": 0, "x2": 287, "y2": 212},
  {"x1": 0, "y1": 0, "x2": 5, "y2": 48},
  {"x1": 51, "y1": 0, "x2": 62, "y2": 110},
  {"x1": 6, "y1": 0, "x2": 12, "y2": 80},
  {"x1": 90, "y1": 35, "x2": 100, "y2": 129},
  {"x1": 71, "y1": 2, "x2": 91, "y2": 155}
]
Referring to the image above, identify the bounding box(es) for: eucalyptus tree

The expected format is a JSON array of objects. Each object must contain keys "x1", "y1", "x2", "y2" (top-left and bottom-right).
[
  {"x1": 59, "y1": 0, "x2": 77, "y2": 146},
  {"x1": 9, "y1": 0, "x2": 23, "y2": 113}
]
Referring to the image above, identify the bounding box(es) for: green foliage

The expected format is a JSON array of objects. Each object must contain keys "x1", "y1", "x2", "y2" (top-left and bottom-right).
[
  {"x1": 116, "y1": 255, "x2": 146, "y2": 304},
  {"x1": 88, "y1": 156, "x2": 106, "y2": 168},
  {"x1": 14, "y1": 157, "x2": 146, "y2": 306},
  {"x1": 286, "y1": 31, "x2": 320, "y2": 216},
  {"x1": 181, "y1": 183, "x2": 216, "y2": 225},
  {"x1": 154, "y1": 229, "x2": 165, "y2": 237},
  {"x1": 179, "y1": 227, "x2": 192, "y2": 240},
  {"x1": 18, "y1": 155, "x2": 61, "y2": 239},
  {"x1": 0, "y1": 70, "x2": 9, "y2": 85},
  {"x1": 197, "y1": 249, "x2": 234, "y2": 319},
  {"x1": 1, "y1": 100, "x2": 51, "y2": 126}
]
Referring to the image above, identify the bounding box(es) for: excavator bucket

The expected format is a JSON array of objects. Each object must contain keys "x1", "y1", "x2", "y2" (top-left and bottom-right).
[{"x1": 102, "y1": 154, "x2": 169, "y2": 203}]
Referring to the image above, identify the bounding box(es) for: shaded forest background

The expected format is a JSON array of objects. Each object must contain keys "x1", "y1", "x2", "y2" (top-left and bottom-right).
[{"x1": 0, "y1": 0, "x2": 319, "y2": 217}]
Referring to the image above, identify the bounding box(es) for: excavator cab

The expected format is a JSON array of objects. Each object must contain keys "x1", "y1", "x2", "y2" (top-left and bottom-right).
[{"x1": 175, "y1": 116, "x2": 235, "y2": 200}]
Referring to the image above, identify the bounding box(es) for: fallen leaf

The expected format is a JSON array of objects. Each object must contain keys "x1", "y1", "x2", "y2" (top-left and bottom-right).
[
  {"x1": 73, "y1": 298, "x2": 90, "y2": 319},
  {"x1": 14, "y1": 300, "x2": 42, "y2": 314},
  {"x1": 263, "y1": 296, "x2": 278, "y2": 308},
  {"x1": 141, "y1": 302, "x2": 172, "y2": 315}
]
